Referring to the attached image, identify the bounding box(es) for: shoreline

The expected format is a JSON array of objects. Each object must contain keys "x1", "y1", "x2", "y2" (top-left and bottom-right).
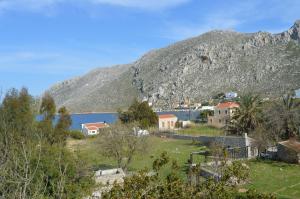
[
  {"x1": 69, "y1": 109, "x2": 200, "y2": 115},
  {"x1": 70, "y1": 111, "x2": 118, "y2": 115}
]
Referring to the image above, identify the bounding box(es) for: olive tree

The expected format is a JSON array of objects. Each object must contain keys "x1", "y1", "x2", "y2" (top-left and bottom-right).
[{"x1": 97, "y1": 122, "x2": 148, "y2": 172}]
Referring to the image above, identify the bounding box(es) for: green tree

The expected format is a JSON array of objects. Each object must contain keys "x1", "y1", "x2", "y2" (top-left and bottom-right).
[
  {"x1": 39, "y1": 93, "x2": 57, "y2": 144},
  {"x1": 0, "y1": 88, "x2": 94, "y2": 199},
  {"x1": 54, "y1": 106, "x2": 72, "y2": 145},
  {"x1": 118, "y1": 99, "x2": 158, "y2": 129},
  {"x1": 227, "y1": 94, "x2": 262, "y2": 135},
  {"x1": 98, "y1": 122, "x2": 148, "y2": 172},
  {"x1": 200, "y1": 109, "x2": 214, "y2": 122},
  {"x1": 40, "y1": 92, "x2": 56, "y2": 121},
  {"x1": 1, "y1": 87, "x2": 34, "y2": 138},
  {"x1": 263, "y1": 91, "x2": 300, "y2": 139}
]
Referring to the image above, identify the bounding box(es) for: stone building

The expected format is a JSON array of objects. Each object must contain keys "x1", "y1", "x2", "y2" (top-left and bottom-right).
[
  {"x1": 208, "y1": 102, "x2": 239, "y2": 128},
  {"x1": 277, "y1": 139, "x2": 300, "y2": 164}
]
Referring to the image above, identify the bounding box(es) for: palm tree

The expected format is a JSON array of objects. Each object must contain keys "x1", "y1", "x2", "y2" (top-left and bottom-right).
[{"x1": 227, "y1": 94, "x2": 262, "y2": 135}]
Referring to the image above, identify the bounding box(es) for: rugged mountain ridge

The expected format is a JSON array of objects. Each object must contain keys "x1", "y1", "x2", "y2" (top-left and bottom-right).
[{"x1": 48, "y1": 20, "x2": 300, "y2": 112}]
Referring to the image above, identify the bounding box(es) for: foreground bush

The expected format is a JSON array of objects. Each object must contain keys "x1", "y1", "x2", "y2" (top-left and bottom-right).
[
  {"x1": 69, "y1": 130, "x2": 85, "y2": 139},
  {"x1": 102, "y1": 152, "x2": 276, "y2": 199}
]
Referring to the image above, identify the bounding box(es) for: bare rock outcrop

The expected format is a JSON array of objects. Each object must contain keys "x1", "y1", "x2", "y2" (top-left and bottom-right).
[{"x1": 48, "y1": 20, "x2": 300, "y2": 112}]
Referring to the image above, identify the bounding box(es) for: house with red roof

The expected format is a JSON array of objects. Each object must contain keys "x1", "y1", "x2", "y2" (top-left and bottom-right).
[
  {"x1": 158, "y1": 114, "x2": 178, "y2": 131},
  {"x1": 208, "y1": 102, "x2": 239, "y2": 128},
  {"x1": 81, "y1": 122, "x2": 109, "y2": 136}
]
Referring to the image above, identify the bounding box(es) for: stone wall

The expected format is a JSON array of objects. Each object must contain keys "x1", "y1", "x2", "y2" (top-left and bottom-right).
[
  {"x1": 155, "y1": 132, "x2": 256, "y2": 158},
  {"x1": 155, "y1": 132, "x2": 247, "y2": 147},
  {"x1": 277, "y1": 144, "x2": 300, "y2": 164}
]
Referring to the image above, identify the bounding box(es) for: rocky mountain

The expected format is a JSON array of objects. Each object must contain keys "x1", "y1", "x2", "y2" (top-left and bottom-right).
[{"x1": 48, "y1": 20, "x2": 300, "y2": 113}]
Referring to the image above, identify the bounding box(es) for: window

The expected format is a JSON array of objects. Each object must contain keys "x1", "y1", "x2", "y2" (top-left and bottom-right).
[
  {"x1": 171, "y1": 121, "x2": 174, "y2": 127},
  {"x1": 225, "y1": 110, "x2": 228, "y2": 114},
  {"x1": 219, "y1": 110, "x2": 221, "y2": 115},
  {"x1": 168, "y1": 121, "x2": 170, "y2": 128},
  {"x1": 162, "y1": 122, "x2": 165, "y2": 128},
  {"x1": 219, "y1": 119, "x2": 222, "y2": 123}
]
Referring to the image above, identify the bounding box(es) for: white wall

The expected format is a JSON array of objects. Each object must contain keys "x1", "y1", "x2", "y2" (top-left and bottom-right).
[{"x1": 159, "y1": 117, "x2": 177, "y2": 130}]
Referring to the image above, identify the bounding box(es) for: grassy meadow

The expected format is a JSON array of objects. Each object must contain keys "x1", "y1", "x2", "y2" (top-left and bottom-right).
[
  {"x1": 67, "y1": 136, "x2": 206, "y2": 179},
  {"x1": 177, "y1": 123, "x2": 224, "y2": 136},
  {"x1": 67, "y1": 136, "x2": 300, "y2": 199},
  {"x1": 246, "y1": 160, "x2": 300, "y2": 199}
]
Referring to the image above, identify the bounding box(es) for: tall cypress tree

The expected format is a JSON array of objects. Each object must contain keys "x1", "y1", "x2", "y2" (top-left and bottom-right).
[
  {"x1": 55, "y1": 106, "x2": 72, "y2": 144},
  {"x1": 39, "y1": 93, "x2": 57, "y2": 144}
]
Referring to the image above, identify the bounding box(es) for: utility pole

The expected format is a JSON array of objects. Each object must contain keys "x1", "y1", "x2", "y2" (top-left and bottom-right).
[{"x1": 188, "y1": 97, "x2": 191, "y2": 121}]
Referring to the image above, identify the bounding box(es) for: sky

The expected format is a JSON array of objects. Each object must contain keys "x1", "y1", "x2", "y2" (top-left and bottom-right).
[{"x1": 0, "y1": 0, "x2": 300, "y2": 96}]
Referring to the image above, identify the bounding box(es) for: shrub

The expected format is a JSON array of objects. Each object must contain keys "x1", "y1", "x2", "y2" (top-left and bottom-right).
[{"x1": 69, "y1": 130, "x2": 85, "y2": 139}]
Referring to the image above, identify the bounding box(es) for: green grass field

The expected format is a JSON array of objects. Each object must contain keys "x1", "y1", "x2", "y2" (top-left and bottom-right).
[
  {"x1": 67, "y1": 136, "x2": 300, "y2": 198},
  {"x1": 67, "y1": 136, "x2": 205, "y2": 179},
  {"x1": 246, "y1": 160, "x2": 300, "y2": 199},
  {"x1": 177, "y1": 124, "x2": 224, "y2": 136}
]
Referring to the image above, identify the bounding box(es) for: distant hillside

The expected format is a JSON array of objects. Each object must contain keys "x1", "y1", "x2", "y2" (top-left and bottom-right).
[{"x1": 48, "y1": 20, "x2": 300, "y2": 113}]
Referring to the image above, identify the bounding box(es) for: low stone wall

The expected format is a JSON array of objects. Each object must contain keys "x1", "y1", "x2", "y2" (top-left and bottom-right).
[
  {"x1": 155, "y1": 131, "x2": 253, "y2": 159},
  {"x1": 277, "y1": 144, "x2": 300, "y2": 164},
  {"x1": 200, "y1": 167, "x2": 221, "y2": 181}
]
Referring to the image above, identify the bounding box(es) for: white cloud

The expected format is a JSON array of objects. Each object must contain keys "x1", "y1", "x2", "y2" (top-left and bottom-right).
[
  {"x1": 91, "y1": 0, "x2": 190, "y2": 10},
  {"x1": 0, "y1": 0, "x2": 190, "y2": 13},
  {"x1": 162, "y1": 0, "x2": 300, "y2": 41},
  {"x1": 0, "y1": 0, "x2": 60, "y2": 11},
  {"x1": 0, "y1": 51, "x2": 61, "y2": 62}
]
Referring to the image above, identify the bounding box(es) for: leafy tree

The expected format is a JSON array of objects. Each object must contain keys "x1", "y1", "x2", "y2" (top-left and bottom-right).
[
  {"x1": 97, "y1": 122, "x2": 148, "y2": 172},
  {"x1": 263, "y1": 91, "x2": 300, "y2": 139},
  {"x1": 200, "y1": 109, "x2": 214, "y2": 122},
  {"x1": 38, "y1": 93, "x2": 58, "y2": 145},
  {"x1": 118, "y1": 99, "x2": 158, "y2": 129},
  {"x1": 0, "y1": 87, "x2": 35, "y2": 139},
  {"x1": 54, "y1": 106, "x2": 72, "y2": 144},
  {"x1": 227, "y1": 94, "x2": 262, "y2": 135},
  {"x1": 0, "y1": 88, "x2": 94, "y2": 199},
  {"x1": 39, "y1": 92, "x2": 56, "y2": 121}
]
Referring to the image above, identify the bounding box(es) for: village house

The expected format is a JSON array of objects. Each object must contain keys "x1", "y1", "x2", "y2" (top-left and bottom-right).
[
  {"x1": 277, "y1": 139, "x2": 300, "y2": 164},
  {"x1": 225, "y1": 92, "x2": 238, "y2": 99},
  {"x1": 81, "y1": 122, "x2": 109, "y2": 136},
  {"x1": 158, "y1": 114, "x2": 178, "y2": 131},
  {"x1": 207, "y1": 102, "x2": 239, "y2": 128}
]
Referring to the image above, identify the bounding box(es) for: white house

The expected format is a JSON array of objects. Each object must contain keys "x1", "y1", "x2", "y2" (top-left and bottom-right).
[
  {"x1": 200, "y1": 106, "x2": 215, "y2": 111},
  {"x1": 225, "y1": 92, "x2": 238, "y2": 99},
  {"x1": 158, "y1": 114, "x2": 178, "y2": 131},
  {"x1": 81, "y1": 122, "x2": 109, "y2": 136}
]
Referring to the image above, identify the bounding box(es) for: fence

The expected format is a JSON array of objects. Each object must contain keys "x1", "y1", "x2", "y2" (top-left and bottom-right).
[{"x1": 155, "y1": 131, "x2": 256, "y2": 159}]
